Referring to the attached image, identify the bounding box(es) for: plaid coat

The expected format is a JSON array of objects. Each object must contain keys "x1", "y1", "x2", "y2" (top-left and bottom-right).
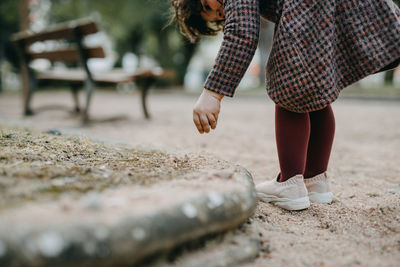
[{"x1": 203, "y1": 0, "x2": 400, "y2": 112}]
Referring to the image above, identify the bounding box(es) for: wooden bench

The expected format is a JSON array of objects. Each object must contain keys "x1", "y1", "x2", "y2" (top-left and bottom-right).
[{"x1": 12, "y1": 19, "x2": 173, "y2": 123}]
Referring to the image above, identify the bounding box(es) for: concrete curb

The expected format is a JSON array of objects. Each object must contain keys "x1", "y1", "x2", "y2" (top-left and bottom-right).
[
  {"x1": 0, "y1": 168, "x2": 257, "y2": 266},
  {"x1": 159, "y1": 220, "x2": 262, "y2": 267}
]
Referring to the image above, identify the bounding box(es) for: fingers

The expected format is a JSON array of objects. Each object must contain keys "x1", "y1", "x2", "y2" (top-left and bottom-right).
[
  {"x1": 207, "y1": 113, "x2": 217, "y2": 130},
  {"x1": 193, "y1": 112, "x2": 218, "y2": 134},
  {"x1": 192, "y1": 90, "x2": 221, "y2": 134},
  {"x1": 199, "y1": 114, "x2": 211, "y2": 133},
  {"x1": 193, "y1": 113, "x2": 204, "y2": 134},
  {"x1": 213, "y1": 111, "x2": 219, "y2": 122}
]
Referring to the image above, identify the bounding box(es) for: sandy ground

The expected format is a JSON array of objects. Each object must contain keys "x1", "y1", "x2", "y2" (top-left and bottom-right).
[{"x1": 0, "y1": 89, "x2": 399, "y2": 266}]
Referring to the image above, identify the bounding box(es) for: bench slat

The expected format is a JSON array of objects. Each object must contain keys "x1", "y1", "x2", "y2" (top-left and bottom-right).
[
  {"x1": 12, "y1": 18, "x2": 176, "y2": 122},
  {"x1": 12, "y1": 20, "x2": 98, "y2": 44},
  {"x1": 36, "y1": 69, "x2": 173, "y2": 84},
  {"x1": 29, "y1": 47, "x2": 105, "y2": 61}
]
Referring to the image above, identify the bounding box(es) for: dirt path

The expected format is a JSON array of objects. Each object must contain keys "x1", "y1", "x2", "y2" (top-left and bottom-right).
[{"x1": 0, "y1": 90, "x2": 399, "y2": 266}]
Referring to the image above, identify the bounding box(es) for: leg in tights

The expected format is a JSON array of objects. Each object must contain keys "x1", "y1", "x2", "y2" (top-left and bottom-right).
[
  {"x1": 304, "y1": 105, "x2": 335, "y2": 178},
  {"x1": 275, "y1": 105, "x2": 310, "y2": 182}
]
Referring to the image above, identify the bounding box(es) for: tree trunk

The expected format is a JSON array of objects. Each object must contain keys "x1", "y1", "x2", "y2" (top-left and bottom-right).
[
  {"x1": 0, "y1": 69, "x2": 2, "y2": 94},
  {"x1": 19, "y1": 0, "x2": 29, "y2": 102},
  {"x1": 0, "y1": 42, "x2": 3, "y2": 94},
  {"x1": 384, "y1": 69, "x2": 395, "y2": 86},
  {"x1": 19, "y1": 0, "x2": 29, "y2": 31},
  {"x1": 178, "y1": 40, "x2": 197, "y2": 85},
  {"x1": 155, "y1": 28, "x2": 169, "y2": 69}
]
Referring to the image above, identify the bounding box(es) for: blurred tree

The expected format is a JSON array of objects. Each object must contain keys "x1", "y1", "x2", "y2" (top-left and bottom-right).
[
  {"x1": 384, "y1": 68, "x2": 395, "y2": 86},
  {"x1": 49, "y1": 0, "x2": 198, "y2": 85},
  {"x1": 5, "y1": 0, "x2": 400, "y2": 89},
  {"x1": 0, "y1": 0, "x2": 20, "y2": 93}
]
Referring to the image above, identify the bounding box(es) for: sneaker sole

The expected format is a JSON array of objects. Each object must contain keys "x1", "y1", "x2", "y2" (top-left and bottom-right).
[
  {"x1": 257, "y1": 193, "x2": 310, "y2": 211},
  {"x1": 308, "y1": 192, "x2": 333, "y2": 204}
]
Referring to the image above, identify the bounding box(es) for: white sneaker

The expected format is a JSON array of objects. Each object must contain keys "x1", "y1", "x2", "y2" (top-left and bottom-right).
[
  {"x1": 256, "y1": 175, "x2": 310, "y2": 211},
  {"x1": 304, "y1": 172, "x2": 333, "y2": 204}
]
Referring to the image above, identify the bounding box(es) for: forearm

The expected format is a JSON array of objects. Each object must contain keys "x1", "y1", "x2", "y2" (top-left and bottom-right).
[
  {"x1": 204, "y1": 0, "x2": 260, "y2": 97},
  {"x1": 204, "y1": 88, "x2": 224, "y2": 101}
]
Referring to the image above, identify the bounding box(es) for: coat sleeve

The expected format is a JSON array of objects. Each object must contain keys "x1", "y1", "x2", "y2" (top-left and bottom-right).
[{"x1": 203, "y1": 0, "x2": 260, "y2": 97}]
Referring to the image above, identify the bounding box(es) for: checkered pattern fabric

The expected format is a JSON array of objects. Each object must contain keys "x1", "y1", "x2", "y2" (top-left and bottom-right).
[
  {"x1": 259, "y1": 0, "x2": 282, "y2": 23},
  {"x1": 203, "y1": 0, "x2": 260, "y2": 97},
  {"x1": 204, "y1": 0, "x2": 400, "y2": 113}
]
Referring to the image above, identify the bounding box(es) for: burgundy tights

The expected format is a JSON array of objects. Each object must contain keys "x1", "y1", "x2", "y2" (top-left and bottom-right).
[{"x1": 275, "y1": 105, "x2": 335, "y2": 182}]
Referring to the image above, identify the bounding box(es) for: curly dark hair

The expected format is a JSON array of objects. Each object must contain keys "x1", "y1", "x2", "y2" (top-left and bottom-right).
[{"x1": 170, "y1": 0, "x2": 224, "y2": 43}]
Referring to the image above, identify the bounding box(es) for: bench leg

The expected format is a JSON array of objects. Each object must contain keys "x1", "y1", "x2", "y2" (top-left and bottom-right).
[
  {"x1": 70, "y1": 85, "x2": 80, "y2": 113},
  {"x1": 24, "y1": 74, "x2": 36, "y2": 116},
  {"x1": 24, "y1": 87, "x2": 34, "y2": 115},
  {"x1": 138, "y1": 78, "x2": 155, "y2": 119},
  {"x1": 82, "y1": 80, "x2": 95, "y2": 123}
]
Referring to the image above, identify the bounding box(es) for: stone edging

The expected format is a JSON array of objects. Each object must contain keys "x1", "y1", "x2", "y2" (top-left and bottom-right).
[{"x1": 0, "y1": 167, "x2": 257, "y2": 266}]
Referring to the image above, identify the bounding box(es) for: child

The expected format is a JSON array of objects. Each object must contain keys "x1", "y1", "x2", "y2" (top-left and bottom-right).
[{"x1": 171, "y1": 0, "x2": 400, "y2": 210}]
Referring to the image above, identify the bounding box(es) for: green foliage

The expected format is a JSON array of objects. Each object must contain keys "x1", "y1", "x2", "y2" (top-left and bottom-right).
[
  {"x1": 0, "y1": 0, "x2": 19, "y2": 28},
  {"x1": 0, "y1": 0, "x2": 20, "y2": 68},
  {"x1": 49, "y1": 0, "x2": 198, "y2": 84}
]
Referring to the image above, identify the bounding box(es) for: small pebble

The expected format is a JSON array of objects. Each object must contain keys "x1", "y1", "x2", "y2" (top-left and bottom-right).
[
  {"x1": 388, "y1": 186, "x2": 400, "y2": 195},
  {"x1": 45, "y1": 129, "x2": 62, "y2": 136},
  {"x1": 262, "y1": 240, "x2": 273, "y2": 253}
]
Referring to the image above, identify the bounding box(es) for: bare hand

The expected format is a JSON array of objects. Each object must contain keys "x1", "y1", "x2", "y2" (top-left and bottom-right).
[{"x1": 193, "y1": 89, "x2": 223, "y2": 134}]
